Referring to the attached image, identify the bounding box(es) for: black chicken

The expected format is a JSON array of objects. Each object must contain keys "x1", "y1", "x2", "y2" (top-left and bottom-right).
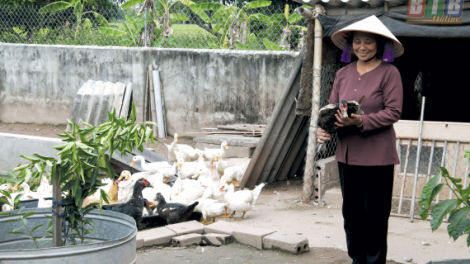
[
  {"x1": 155, "y1": 192, "x2": 199, "y2": 225},
  {"x1": 316, "y1": 95, "x2": 365, "y2": 152},
  {"x1": 102, "y1": 178, "x2": 153, "y2": 230}
]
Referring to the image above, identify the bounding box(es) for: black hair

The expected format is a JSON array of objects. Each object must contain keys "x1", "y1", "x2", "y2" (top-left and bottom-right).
[{"x1": 346, "y1": 31, "x2": 387, "y2": 60}]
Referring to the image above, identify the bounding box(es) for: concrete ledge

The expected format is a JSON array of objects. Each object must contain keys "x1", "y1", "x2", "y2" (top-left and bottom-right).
[
  {"x1": 194, "y1": 134, "x2": 260, "y2": 148},
  {"x1": 140, "y1": 227, "x2": 176, "y2": 247},
  {"x1": 166, "y1": 220, "x2": 205, "y2": 236},
  {"x1": 263, "y1": 233, "x2": 309, "y2": 254},
  {"x1": 0, "y1": 133, "x2": 62, "y2": 175},
  {"x1": 232, "y1": 226, "x2": 276, "y2": 250}
]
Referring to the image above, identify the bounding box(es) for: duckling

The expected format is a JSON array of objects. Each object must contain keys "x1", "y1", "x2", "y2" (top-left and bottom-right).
[{"x1": 219, "y1": 182, "x2": 265, "y2": 221}]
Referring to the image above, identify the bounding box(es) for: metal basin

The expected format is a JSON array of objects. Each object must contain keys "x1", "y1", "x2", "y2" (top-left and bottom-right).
[{"x1": 0, "y1": 208, "x2": 137, "y2": 264}]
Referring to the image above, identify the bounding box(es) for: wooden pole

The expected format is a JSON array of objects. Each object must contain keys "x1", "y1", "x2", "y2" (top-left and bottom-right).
[
  {"x1": 52, "y1": 168, "x2": 62, "y2": 247},
  {"x1": 302, "y1": 4, "x2": 324, "y2": 203}
]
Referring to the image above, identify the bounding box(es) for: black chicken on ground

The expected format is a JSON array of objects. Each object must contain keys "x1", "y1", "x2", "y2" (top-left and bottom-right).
[
  {"x1": 316, "y1": 95, "x2": 365, "y2": 152},
  {"x1": 102, "y1": 178, "x2": 153, "y2": 230},
  {"x1": 155, "y1": 192, "x2": 199, "y2": 225}
]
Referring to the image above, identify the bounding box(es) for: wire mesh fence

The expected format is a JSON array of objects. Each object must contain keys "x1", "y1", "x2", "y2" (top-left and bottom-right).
[
  {"x1": 0, "y1": 4, "x2": 307, "y2": 51},
  {"x1": 392, "y1": 138, "x2": 470, "y2": 221}
]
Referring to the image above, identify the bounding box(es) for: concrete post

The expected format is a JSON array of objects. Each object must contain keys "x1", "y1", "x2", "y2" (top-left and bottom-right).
[{"x1": 302, "y1": 4, "x2": 323, "y2": 203}]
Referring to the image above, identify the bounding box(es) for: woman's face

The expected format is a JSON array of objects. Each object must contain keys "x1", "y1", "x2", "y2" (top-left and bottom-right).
[{"x1": 352, "y1": 32, "x2": 377, "y2": 62}]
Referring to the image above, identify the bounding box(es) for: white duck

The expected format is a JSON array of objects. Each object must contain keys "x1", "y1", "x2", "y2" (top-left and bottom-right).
[
  {"x1": 204, "y1": 141, "x2": 229, "y2": 169},
  {"x1": 176, "y1": 145, "x2": 198, "y2": 162},
  {"x1": 201, "y1": 201, "x2": 227, "y2": 225},
  {"x1": 171, "y1": 180, "x2": 206, "y2": 206},
  {"x1": 130, "y1": 156, "x2": 172, "y2": 173},
  {"x1": 160, "y1": 163, "x2": 178, "y2": 183},
  {"x1": 201, "y1": 180, "x2": 225, "y2": 202},
  {"x1": 216, "y1": 154, "x2": 228, "y2": 178},
  {"x1": 220, "y1": 182, "x2": 265, "y2": 221},
  {"x1": 177, "y1": 157, "x2": 203, "y2": 179},
  {"x1": 143, "y1": 172, "x2": 171, "y2": 204},
  {"x1": 36, "y1": 176, "x2": 53, "y2": 198},
  {"x1": 164, "y1": 133, "x2": 179, "y2": 162},
  {"x1": 118, "y1": 177, "x2": 137, "y2": 203},
  {"x1": 221, "y1": 163, "x2": 246, "y2": 187}
]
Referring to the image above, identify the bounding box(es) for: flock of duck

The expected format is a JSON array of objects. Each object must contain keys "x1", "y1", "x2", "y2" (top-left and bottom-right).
[{"x1": 0, "y1": 133, "x2": 265, "y2": 230}]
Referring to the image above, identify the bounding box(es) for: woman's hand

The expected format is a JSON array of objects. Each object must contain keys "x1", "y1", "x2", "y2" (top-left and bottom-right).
[
  {"x1": 335, "y1": 110, "x2": 362, "y2": 127},
  {"x1": 317, "y1": 128, "x2": 331, "y2": 144}
]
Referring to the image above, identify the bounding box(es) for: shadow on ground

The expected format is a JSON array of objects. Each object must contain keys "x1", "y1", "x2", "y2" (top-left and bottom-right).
[{"x1": 137, "y1": 243, "x2": 399, "y2": 264}]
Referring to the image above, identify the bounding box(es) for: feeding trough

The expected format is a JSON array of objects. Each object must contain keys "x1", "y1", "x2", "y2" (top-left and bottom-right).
[{"x1": 0, "y1": 208, "x2": 137, "y2": 264}]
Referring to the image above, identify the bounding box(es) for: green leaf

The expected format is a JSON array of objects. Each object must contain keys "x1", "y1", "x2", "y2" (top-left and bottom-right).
[
  {"x1": 23, "y1": 212, "x2": 36, "y2": 218},
  {"x1": 130, "y1": 102, "x2": 136, "y2": 122},
  {"x1": 1, "y1": 190, "x2": 11, "y2": 200},
  {"x1": 192, "y1": 2, "x2": 223, "y2": 10},
  {"x1": 83, "y1": 18, "x2": 92, "y2": 31},
  {"x1": 209, "y1": 7, "x2": 237, "y2": 23},
  {"x1": 448, "y1": 207, "x2": 470, "y2": 241},
  {"x1": 25, "y1": 169, "x2": 32, "y2": 182},
  {"x1": 431, "y1": 199, "x2": 459, "y2": 232},
  {"x1": 94, "y1": 12, "x2": 109, "y2": 27},
  {"x1": 9, "y1": 231, "x2": 27, "y2": 235},
  {"x1": 3, "y1": 219, "x2": 19, "y2": 223},
  {"x1": 100, "y1": 189, "x2": 110, "y2": 205},
  {"x1": 13, "y1": 164, "x2": 30, "y2": 173},
  {"x1": 72, "y1": 178, "x2": 79, "y2": 196},
  {"x1": 14, "y1": 193, "x2": 23, "y2": 205},
  {"x1": 287, "y1": 12, "x2": 303, "y2": 24},
  {"x1": 121, "y1": 0, "x2": 145, "y2": 9},
  {"x1": 244, "y1": 1, "x2": 271, "y2": 9},
  {"x1": 248, "y1": 13, "x2": 271, "y2": 23},
  {"x1": 39, "y1": 1, "x2": 72, "y2": 14},
  {"x1": 31, "y1": 224, "x2": 44, "y2": 233},
  {"x1": 12, "y1": 226, "x2": 24, "y2": 232},
  {"x1": 74, "y1": 1, "x2": 83, "y2": 17},
  {"x1": 0, "y1": 198, "x2": 10, "y2": 206},
  {"x1": 19, "y1": 155, "x2": 40, "y2": 163},
  {"x1": 170, "y1": 13, "x2": 189, "y2": 23},
  {"x1": 144, "y1": 122, "x2": 158, "y2": 126},
  {"x1": 18, "y1": 206, "x2": 25, "y2": 214},
  {"x1": 0, "y1": 212, "x2": 14, "y2": 216}
]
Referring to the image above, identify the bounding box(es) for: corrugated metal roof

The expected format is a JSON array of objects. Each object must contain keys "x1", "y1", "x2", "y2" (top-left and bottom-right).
[
  {"x1": 294, "y1": 0, "x2": 408, "y2": 8},
  {"x1": 67, "y1": 80, "x2": 132, "y2": 131}
]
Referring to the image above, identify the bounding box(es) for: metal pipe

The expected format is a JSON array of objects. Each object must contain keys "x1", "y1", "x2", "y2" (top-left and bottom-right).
[
  {"x1": 296, "y1": 6, "x2": 314, "y2": 19},
  {"x1": 398, "y1": 139, "x2": 412, "y2": 214},
  {"x1": 152, "y1": 70, "x2": 166, "y2": 138},
  {"x1": 302, "y1": 4, "x2": 323, "y2": 203},
  {"x1": 410, "y1": 96, "x2": 425, "y2": 222},
  {"x1": 144, "y1": 7, "x2": 148, "y2": 47}
]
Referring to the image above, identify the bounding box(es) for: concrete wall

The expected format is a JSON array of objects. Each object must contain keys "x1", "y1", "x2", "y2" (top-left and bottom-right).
[
  {"x1": 0, "y1": 44, "x2": 299, "y2": 134},
  {"x1": 0, "y1": 133, "x2": 61, "y2": 175}
]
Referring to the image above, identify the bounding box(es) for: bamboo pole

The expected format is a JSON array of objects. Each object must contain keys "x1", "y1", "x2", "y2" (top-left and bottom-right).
[
  {"x1": 52, "y1": 168, "x2": 62, "y2": 247},
  {"x1": 302, "y1": 4, "x2": 323, "y2": 203}
]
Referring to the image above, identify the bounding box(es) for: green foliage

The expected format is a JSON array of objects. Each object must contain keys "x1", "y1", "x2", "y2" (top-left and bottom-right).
[
  {"x1": 262, "y1": 37, "x2": 282, "y2": 50},
  {"x1": 420, "y1": 155, "x2": 470, "y2": 246},
  {"x1": 8, "y1": 102, "x2": 158, "y2": 246},
  {"x1": 0, "y1": 191, "x2": 47, "y2": 249}
]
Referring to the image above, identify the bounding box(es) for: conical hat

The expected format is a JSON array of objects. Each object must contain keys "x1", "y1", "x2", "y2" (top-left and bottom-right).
[{"x1": 331, "y1": 15, "x2": 404, "y2": 58}]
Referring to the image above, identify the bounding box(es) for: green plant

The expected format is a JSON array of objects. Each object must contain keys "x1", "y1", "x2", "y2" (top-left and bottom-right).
[
  {"x1": 39, "y1": 0, "x2": 108, "y2": 40},
  {"x1": 9, "y1": 103, "x2": 158, "y2": 246},
  {"x1": 99, "y1": 15, "x2": 146, "y2": 46},
  {"x1": 0, "y1": 192, "x2": 50, "y2": 249},
  {"x1": 420, "y1": 148, "x2": 470, "y2": 246}
]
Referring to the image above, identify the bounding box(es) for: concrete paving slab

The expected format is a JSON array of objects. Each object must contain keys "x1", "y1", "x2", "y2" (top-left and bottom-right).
[
  {"x1": 196, "y1": 142, "x2": 255, "y2": 158},
  {"x1": 172, "y1": 233, "x2": 203, "y2": 247},
  {"x1": 232, "y1": 226, "x2": 276, "y2": 250},
  {"x1": 166, "y1": 220, "x2": 205, "y2": 236},
  {"x1": 136, "y1": 234, "x2": 145, "y2": 249},
  {"x1": 263, "y1": 232, "x2": 309, "y2": 254},
  {"x1": 203, "y1": 220, "x2": 243, "y2": 236},
  {"x1": 140, "y1": 227, "x2": 176, "y2": 247},
  {"x1": 203, "y1": 233, "x2": 233, "y2": 246}
]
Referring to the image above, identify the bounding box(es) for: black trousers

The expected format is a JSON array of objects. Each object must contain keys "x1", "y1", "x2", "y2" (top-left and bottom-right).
[{"x1": 338, "y1": 162, "x2": 395, "y2": 264}]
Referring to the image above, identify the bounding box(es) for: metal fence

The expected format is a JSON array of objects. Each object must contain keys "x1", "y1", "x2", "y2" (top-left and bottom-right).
[
  {"x1": 0, "y1": 4, "x2": 307, "y2": 51},
  {"x1": 393, "y1": 138, "x2": 470, "y2": 221}
]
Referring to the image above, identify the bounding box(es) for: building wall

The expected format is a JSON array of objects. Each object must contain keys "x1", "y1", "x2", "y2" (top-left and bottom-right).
[{"x1": 0, "y1": 44, "x2": 299, "y2": 134}]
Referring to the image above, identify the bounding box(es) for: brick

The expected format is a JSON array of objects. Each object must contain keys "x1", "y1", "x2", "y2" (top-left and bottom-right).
[
  {"x1": 263, "y1": 233, "x2": 309, "y2": 254},
  {"x1": 203, "y1": 220, "x2": 243, "y2": 236},
  {"x1": 172, "y1": 233, "x2": 202, "y2": 247},
  {"x1": 166, "y1": 220, "x2": 205, "y2": 235},
  {"x1": 232, "y1": 226, "x2": 276, "y2": 250},
  {"x1": 202, "y1": 233, "x2": 233, "y2": 247},
  {"x1": 139, "y1": 227, "x2": 176, "y2": 247}
]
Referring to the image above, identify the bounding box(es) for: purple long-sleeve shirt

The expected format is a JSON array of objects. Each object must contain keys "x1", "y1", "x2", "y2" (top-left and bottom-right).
[{"x1": 329, "y1": 61, "x2": 403, "y2": 166}]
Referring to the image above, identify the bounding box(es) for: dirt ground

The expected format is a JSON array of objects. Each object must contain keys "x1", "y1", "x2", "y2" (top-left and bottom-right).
[{"x1": 1, "y1": 124, "x2": 469, "y2": 263}]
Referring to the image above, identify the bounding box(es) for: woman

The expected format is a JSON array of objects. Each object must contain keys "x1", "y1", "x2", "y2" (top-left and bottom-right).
[{"x1": 317, "y1": 16, "x2": 404, "y2": 264}]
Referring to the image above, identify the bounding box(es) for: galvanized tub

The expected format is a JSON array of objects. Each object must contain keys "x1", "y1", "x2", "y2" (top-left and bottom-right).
[{"x1": 0, "y1": 208, "x2": 137, "y2": 264}]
